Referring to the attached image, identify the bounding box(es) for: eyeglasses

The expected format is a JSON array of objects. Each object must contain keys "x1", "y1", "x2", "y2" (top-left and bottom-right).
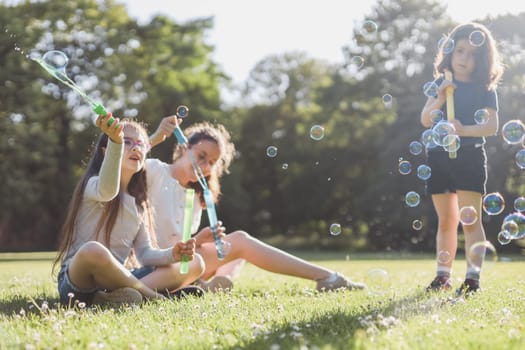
[{"x1": 124, "y1": 138, "x2": 150, "y2": 152}]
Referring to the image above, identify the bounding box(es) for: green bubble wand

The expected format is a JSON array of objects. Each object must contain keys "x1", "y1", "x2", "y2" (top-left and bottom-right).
[
  {"x1": 179, "y1": 188, "x2": 195, "y2": 274},
  {"x1": 32, "y1": 50, "x2": 113, "y2": 123},
  {"x1": 173, "y1": 106, "x2": 225, "y2": 260}
]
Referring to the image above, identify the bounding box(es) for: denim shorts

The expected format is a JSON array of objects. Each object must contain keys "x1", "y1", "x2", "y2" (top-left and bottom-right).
[
  {"x1": 57, "y1": 264, "x2": 156, "y2": 305},
  {"x1": 426, "y1": 144, "x2": 487, "y2": 195}
]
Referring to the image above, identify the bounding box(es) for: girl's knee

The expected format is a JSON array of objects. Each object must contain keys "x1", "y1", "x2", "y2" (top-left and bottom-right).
[
  {"x1": 190, "y1": 253, "x2": 206, "y2": 276},
  {"x1": 75, "y1": 241, "x2": 112, "y2": 266},
  {"x1": 228, "y1": 230, "x2": 251, "y2": 243}
]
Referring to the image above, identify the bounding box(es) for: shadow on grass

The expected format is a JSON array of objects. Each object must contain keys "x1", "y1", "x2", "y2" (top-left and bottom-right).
[
  {"x1": 0, "y1": 294, "x2": 62, "y2": 317},
  {"x1": 238, "y1": 289, "x2": 452, "y2": 349}
]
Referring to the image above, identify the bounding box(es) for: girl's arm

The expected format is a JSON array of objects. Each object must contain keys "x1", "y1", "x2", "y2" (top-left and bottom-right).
[
  {"x1": 149, "y1": 115, "x2": 181, "y2": 148},
  {"x1": 85, "y1": 114, "x2": 125, "y2": 201},
  {"x1": 133, "y1": 222, "x2": 196, "y2": 266},
  {"x1": 194, "y1": 221, "x2": 226, "y2": 247},
  {"x1": 451, "y1": 108, "x2": 499, "y2": 137}
]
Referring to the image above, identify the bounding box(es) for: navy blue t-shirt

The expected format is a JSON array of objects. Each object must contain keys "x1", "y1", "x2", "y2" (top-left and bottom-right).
[{"x1": 434, "y1": 76, "x2": 498, "y2": 147}]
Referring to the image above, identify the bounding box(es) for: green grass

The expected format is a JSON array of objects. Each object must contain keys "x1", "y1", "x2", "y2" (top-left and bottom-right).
[{"x1": 0, "y1": 251, "x2": 524, "y2": 349}]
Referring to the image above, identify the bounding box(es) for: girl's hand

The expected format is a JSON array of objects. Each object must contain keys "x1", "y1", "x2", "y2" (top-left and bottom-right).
[
  {"x1": 195, "y1": 221, "x2": 226, "y2": 246},
  {"x1": 172, "y1": 238, "x2": 196, "y2": 262},
  {"x1": 149, "y1": 115, "x2": 183, "y2": 147},
  {"x1": 450, "y1": 119, "x2": 464, "y2": 136},
  {"x1": 96, "y1": 113, "x2": 124, "y2": 144}
]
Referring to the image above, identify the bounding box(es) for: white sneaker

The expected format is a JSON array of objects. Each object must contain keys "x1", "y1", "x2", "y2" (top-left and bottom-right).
[
  {"x1": 92, "y1": 287, "x2": 143, "y2": 307},
  {"x1": 316, "y1": 272, "x2": 366, "y2": 292},
  {"x1": 194, "y1": 276, "x2": 233, "y2": 292}
]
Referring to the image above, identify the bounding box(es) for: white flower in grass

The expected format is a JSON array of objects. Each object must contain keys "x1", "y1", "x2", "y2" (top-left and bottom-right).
[
  {"x1": 508, "y1": 328, "x2": 520, "y2": 338},
  {"x1": 290, "y1": 331, "x2": 303, "y2": 339},
  {"x1": 446, "y1": 317, "x2": 456, "y2": 324},
  {"x1": 64, "y1": 310, "x2": 76, "y2": 317}
]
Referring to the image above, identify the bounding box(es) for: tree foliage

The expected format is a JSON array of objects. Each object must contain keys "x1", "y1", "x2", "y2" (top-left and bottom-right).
[
  {"x1": 0, "y1": 0, "x2": 222, "y2": 250},
  {"x1": 1, "y1": 0, "x2": 525, "y2": 254}
]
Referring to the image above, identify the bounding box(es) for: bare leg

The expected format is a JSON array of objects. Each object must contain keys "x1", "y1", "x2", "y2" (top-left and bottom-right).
[
  {"x1": 432, "y1": 193, "x2": 459, "y2": 272},
  {"x1": 67, "y1": 241, "x2": 163, "y2": 299},
  {"x1": 139, "y1": 254, "x2": 205, "y2": 291},
  {"x1": 197, "y1": 231, "x2": 334, "y2": 281},
  {"x1": 214, "y1": 259, "x2": 246, "y2": 279},
  {"x1": 457, "y1": 190, "x2": 486, "y2": 275}
]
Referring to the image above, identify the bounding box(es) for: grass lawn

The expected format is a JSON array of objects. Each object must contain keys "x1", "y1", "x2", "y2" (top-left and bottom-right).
[{"x1": 0, "y1": 251, "x2": 524, "y2": 349}]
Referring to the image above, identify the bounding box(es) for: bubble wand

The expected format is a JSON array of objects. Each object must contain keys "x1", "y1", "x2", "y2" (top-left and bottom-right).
[
  {"x1": 173, "y1": 106, "x2": 225, "y2": 260},
  {"x1": 179, "y1": 188, "x2": 195, "y2": 274},
  {"x1": 32, "y1": 50, "x2": 113, "y2": 125},
  {"x1": 444, "y1": 70, "x2": 457, "y2": 159}
]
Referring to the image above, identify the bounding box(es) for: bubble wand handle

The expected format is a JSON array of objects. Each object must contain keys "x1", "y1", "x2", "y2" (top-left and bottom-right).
[
  {"x1": 180, "y1": 188, "x2": 195, "y2": 274},
  {"x1": 203, "y1": 189, "x2": 225, "y2": 260},
  {"x1": 444, "y1": 70, "x2": 457, "y2": 159}
]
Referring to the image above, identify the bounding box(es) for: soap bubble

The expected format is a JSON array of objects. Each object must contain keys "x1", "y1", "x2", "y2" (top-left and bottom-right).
[
  {"x1": 266, "y1": 146, "x2": 278, "y2": 157},
  {"x1": 482, "y1": 192, "x2": 505, "y2": 215},
  {"x1": 329, "y1": 223, "x2": 342, "y2": 236},
  {"x1": 310, "y1": 125, "x2": 325, "y2": 141}
]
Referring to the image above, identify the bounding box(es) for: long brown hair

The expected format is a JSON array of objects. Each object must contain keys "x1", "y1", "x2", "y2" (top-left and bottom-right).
[
  {"x1": 434, "y1": 22, "x2": 504, "y2": 90},
  {"x1": 172, "y1": 122, "x2": 235, "y2": 207},
  {"x1": 53, "y1": 120, "x2": 154, "y2": 274}
]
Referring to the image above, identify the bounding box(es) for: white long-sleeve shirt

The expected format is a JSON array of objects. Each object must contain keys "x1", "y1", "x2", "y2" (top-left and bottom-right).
[
  {"x1": 62, "y1": 140, "x2": 176, "y2": 267},
  {"x1": 145, "y1": 158, "x2": 202, "y2": 249}
]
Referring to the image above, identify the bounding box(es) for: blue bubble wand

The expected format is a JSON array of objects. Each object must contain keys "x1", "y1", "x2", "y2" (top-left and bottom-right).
[
  {"x1": 32, "y1": 50, "x2": 112, "y2": 123},
  {"x1": 173, "y1": 106, "x2": 225, "y2": 260}
]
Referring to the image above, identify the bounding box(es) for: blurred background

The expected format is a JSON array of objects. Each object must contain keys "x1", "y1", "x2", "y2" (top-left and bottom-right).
[{"x1": 1, "y1": 0, "x2": 524, "y2": 255}]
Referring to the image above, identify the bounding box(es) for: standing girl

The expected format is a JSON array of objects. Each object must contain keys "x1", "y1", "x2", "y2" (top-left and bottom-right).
[
  {"x1": 146, "y1": 120, "x2": 366, "y2": 292},
  {"x1": 420, "y1": 22, "x2": 504, "y2": 295},
  {"x1": 54, "y1": 114, "x2": 202, "y2": 306}
]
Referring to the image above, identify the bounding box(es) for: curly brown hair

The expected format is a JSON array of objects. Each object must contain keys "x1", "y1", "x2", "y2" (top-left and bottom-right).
[{"x1": 434, "y1": 22, "x2": 504, "y2": 90}]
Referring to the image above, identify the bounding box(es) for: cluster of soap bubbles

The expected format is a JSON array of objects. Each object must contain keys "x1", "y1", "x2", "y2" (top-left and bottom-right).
[
  {"x1": 432, "y1": 191, "x2": 525, "y2": 268},
  {"x1": 399, "y1": 136, "x2": 433, "y2": 231},
  {"x1": 399, "y1": 135, "x2": 433, "y2": 231},
  {"x1": 345, "y1": 19, "x2": 378, "y2": 74},
  {"x1": 490, "y1": 193, "x2": 525, "y2": 245},
  {"x1": 500, "y1": 119, "x2": 525, "y2": 169}
]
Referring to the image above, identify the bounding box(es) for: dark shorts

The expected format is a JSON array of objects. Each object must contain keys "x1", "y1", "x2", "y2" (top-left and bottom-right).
[
  {"x1": 57, "y1": 264, "x2": 156, "y2": 305},
  {"x1": 426, "y1": 144, "x2": 487, "y2": 195}
]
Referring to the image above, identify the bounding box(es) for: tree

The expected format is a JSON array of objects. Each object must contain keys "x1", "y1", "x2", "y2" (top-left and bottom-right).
[{"x1": 0, "y1": 0, "x2": 224, "y2": 250}]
